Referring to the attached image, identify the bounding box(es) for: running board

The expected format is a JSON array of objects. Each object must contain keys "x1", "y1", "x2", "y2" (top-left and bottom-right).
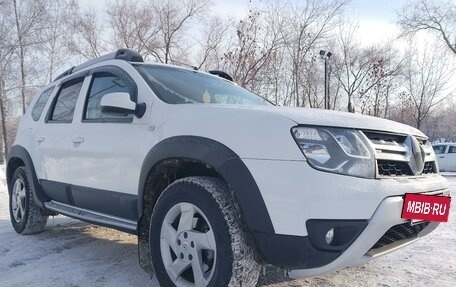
[{"x1": 44, "y1": 201, "x2": 137, "y2": 234}]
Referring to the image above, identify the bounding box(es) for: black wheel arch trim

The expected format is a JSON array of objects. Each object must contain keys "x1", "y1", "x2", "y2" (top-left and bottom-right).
[
  {"x1": 138, "y1": 136, "x2": 275, "y2": 234},
  {"x1": 7, "y1": 145, "x2": 49, "y2": 208}
]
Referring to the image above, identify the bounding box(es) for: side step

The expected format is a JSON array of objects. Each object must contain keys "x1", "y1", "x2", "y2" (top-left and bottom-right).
[{"x1": 44, "y1": 201, "x2": 137, "y2": 234}]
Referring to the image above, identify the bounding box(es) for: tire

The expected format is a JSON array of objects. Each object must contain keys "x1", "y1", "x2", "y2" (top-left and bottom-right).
[
  {"x1": 150, "y1": 176, "x2": 260, "y2": 287},
  {"x1": 9, "y1": 167, "x2": 48, "y2": 234}
]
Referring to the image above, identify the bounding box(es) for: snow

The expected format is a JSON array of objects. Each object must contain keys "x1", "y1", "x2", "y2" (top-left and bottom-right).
[{"x1": 0, "y1": 165, "x2": 455, "y2": 286}]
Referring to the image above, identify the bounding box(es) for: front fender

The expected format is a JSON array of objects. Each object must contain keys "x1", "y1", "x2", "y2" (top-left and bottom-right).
[{"x1": 138, "y1": 136, "x2": 275, "y2": 234}]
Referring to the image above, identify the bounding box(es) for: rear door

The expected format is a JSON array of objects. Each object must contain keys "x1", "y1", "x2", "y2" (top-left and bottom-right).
[
  {"x1": 68, "y1": 66, "x2": 148, "y2": 220},
  {"x1": 35, "y1": 76, "x2": 87, "y2": 204},
  {"x1": 25, "y1": 86, "x2": 55, "y2": 178}
]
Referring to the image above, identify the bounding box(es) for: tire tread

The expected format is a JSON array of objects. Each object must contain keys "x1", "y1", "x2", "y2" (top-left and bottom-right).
[{"x1": 182, "y1": 176, "x2": 261, "y2": 287}]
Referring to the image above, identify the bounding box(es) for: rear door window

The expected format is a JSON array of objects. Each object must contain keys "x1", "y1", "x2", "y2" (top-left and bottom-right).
[
  {"x1": 448, "y1": 146, "x2": 456, "y2": 153},
  {"x1": 49, "y1": 79, "x2": 84, "y2": 122}
]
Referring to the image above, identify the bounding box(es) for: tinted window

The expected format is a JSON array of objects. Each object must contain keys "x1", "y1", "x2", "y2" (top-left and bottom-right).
[
  {"x1": 433, "y1": 145, "x2": 446, "y2": 154},
  {"x1": 50, "y1": 79, "x2": 84, "y2": 122},
  {"x1": 135, "y1": 65, "x2": 271, "y2": 105},
  {"x1": 31, "y1": 87, "x2": 54, "y2": 121},
  {"x1": 84, "y1": 73, "x2": 133, "y2": 120},
  {"x1": 449, "y1": 146, "x2": 456, "y2": 153}
]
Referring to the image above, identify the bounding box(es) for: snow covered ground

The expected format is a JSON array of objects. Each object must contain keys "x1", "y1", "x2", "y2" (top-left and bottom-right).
[{"x1": 0, "y1": 165, "x2": 455, "y2": 287}]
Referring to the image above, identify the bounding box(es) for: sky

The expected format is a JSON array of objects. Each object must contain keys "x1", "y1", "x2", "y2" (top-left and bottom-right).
[{"x1": 349, "y1": 0, "x2": 404, "y2": 44}]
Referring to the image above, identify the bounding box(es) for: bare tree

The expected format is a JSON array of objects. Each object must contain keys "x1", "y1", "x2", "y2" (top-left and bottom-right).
[
  {"x1": 195, "y1": 16, "x2": 231, "y2": 70},
  {"x1": 1, "y1": 1, "x2": 19, "y2": 159},
  {"x1": 358, "y1": 44, "x2": 403, "y2": 117},
  {"x1": 66, "y1": 0, "x2": 107, "y2": 59},
  {"x1": 398, "y1": 0, "x2": 456, "y2": 55},
  {"x1": 299, "y1": 54, "x2": 323, "y2": 108},
  {"x1": 401, "y1": 44, "x2": 454, "y2": 129},
  {"x1": 106, "y1": 0, "x2": 160, "y2": 58},
  {"x1": 388, "y1": 90, "x2": 417, "y2": 127},
  {"x1": 152, "y1": 0, "x2": 210, "y2": 64},
  {"x1": 426, "y1": 97, "x2": 456, "y2": 142},
  {"x1": 400, "y1": 95, "x2": 456, "y2": 142},
  {"x1": 12, "y1": 0, "x2": 49, "y2": 113},
  {"x1": 1, "y1": 0, "x2": 68, "y2": 159},
  {"x1": 281, "y1": 0, "x2": 347, "y2": 107},
  {"x1": 0, "y1": 77, "x2": 8, "y2": 160},
  {"x1": 107, "y1": 0, "x2": 210, "y2": 64},
  {"x1": 333, "y1": 23, "x2": 402, "y2": 113},
  {"x1": 222, "y1": 0, "x2": 347, "y2": 106},
  {"x1": 223, "y1": 8, "x2": 282, "y2": 90},
  {"x1": 39, "y1": 0, "x2": 73, "y2": 83}
]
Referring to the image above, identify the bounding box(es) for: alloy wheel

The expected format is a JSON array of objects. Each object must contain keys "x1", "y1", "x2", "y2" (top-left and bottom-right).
[{"x1": 160, "y1": 202, "x2": 217, "y2": 287}]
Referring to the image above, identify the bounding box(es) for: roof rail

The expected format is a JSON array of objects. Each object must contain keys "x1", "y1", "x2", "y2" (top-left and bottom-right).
[
  {"x1": 53, "y1": 48, "x2": 143, "y2": 82},
  {"x1": 208, "y1": 70, "x2": 233, "y2": 82}
]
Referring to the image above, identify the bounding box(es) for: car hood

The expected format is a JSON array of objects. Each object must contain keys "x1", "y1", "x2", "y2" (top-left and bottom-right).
[{"x1": 197, "y1": 104, "x2": 426, "y2": 138}]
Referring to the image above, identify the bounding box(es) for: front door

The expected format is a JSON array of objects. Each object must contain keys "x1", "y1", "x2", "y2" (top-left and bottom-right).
[{"x1": 68, "y1": 67, "x2": 147, "y2": 220}]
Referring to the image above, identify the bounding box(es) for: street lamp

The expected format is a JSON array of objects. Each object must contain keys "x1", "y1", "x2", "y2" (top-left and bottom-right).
[{"x1": 319, "y1": 50, "x2": 332, "y2": 110}]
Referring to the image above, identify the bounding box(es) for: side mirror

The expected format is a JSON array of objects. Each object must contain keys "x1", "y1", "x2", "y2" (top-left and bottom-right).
[{"x1": 100, "y1": 92, "x2": 145, "y2": 118}]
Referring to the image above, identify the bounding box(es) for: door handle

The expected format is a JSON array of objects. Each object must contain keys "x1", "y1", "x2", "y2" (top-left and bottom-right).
[
  {"x1": 72, "y1": 137, "x2": 84, "y2": 144},
  {"x1": 439, "y1": 156, "x2": 445, "y2": 158},
  {"x1": 36, "y1": 136, "x2": 45, "y2": 143}
]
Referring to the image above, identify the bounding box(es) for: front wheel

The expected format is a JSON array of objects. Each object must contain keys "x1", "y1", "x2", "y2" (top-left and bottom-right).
[{"x1": 150, "y1": 176, "x2": 260, "y2": 287}]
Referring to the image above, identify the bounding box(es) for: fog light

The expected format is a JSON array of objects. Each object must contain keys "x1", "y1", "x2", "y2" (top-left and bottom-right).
[{"x1": 325, "y1": 228, "x2": 334, "y2": 245}]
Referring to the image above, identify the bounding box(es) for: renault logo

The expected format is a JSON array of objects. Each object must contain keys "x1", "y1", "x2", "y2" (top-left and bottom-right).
[{"x1": 404, "y1": 136, "x2": 426, "y2": 175}]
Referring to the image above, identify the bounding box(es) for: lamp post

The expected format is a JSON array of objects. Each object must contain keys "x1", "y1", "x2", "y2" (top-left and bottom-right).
[{"x1": 319, "y1": 50, "x2": 332, "y2": 110}]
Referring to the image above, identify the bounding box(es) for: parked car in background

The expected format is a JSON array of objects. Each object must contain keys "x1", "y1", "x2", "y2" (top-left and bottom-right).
[{"x1": 433, "y1": 143, "x2": 456, "y2": 172}]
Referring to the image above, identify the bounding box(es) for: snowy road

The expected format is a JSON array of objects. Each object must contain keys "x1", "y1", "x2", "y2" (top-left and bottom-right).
[{"x1": 1, "y1": 165, "x2": 455, "y2": 287}]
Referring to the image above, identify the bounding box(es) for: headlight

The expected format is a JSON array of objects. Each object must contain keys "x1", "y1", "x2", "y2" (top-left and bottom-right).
[{"x1": 291, "y1": 126, "x2": 375, "y2": 178}]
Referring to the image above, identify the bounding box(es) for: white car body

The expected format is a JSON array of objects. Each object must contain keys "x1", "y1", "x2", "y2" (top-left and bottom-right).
[
  {"x1": 433, "y1": 143, "x2": 456, "y2": 172},
  {"x1": 7, "y1": 50, "x2": 450, "y2": 283}
]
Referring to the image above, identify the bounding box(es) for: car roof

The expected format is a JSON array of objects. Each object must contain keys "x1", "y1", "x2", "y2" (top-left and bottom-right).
[
  {"x1": 53, "y1": 48, "x2": 144, "y2": 82},
  {"x1": 52, "y1": 49, "x2": 229, "y2": 86}
]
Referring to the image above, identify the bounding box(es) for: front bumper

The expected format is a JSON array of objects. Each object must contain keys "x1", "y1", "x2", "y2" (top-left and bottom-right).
[
  {"x1": 242, "y1": 159, "x2": 449, "y2": 276},
  {"x1": 243, "y1": 159, "x2": 449, "y2": 236},
  {"x1": 289, "y1": 195, "x2": 443, "y2": 278},
  {"x1": 252, "y1": 219, "x2": 368, "y2": 270}
]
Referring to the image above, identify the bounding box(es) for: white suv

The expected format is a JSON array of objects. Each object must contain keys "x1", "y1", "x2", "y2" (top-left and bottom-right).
[{"x1": 6, "y1": 49, "x2": 450, "y2": 287}]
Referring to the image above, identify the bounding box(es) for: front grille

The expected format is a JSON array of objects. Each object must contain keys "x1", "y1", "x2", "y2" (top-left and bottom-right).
[
  {"x1": 422, "y1": 161, "x2": 435, "y2": 174},
  {"x1": 363, "y1": 131, "x2": 437, "y2": 177},
  {"x1": 377, "y1": 160, "x2": 435, "y2": 176},
  {"x1": 377, "y1": 160, "x2": 413, "y2": 176},
  {"x1": 371, "y1": 221, "x2": 429, "y2": 250}
]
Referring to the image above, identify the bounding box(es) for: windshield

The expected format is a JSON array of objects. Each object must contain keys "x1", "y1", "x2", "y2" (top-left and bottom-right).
[{"x1": 135, "y1": 64, "x2": 271, "y2": 105}]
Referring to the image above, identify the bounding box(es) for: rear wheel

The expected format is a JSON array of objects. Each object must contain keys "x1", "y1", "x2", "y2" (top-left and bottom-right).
[
  {"x1": 9, "y1": 167, "x2": 48, "y2": 234},
  {"x1": 150, "y1": 176, "x2": 260, "y2": 287}
]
